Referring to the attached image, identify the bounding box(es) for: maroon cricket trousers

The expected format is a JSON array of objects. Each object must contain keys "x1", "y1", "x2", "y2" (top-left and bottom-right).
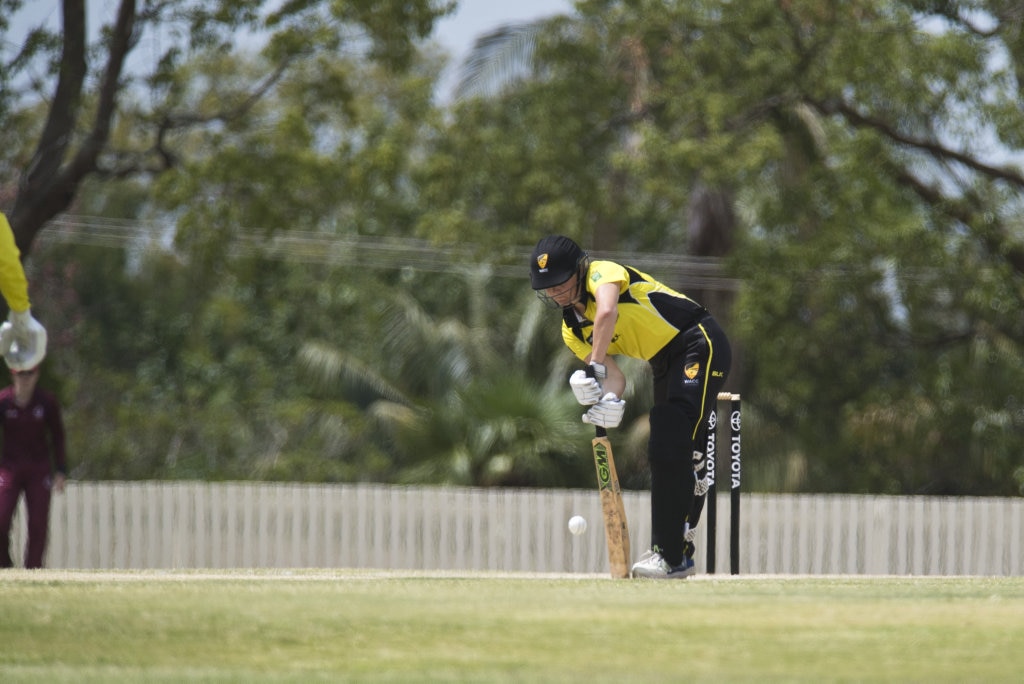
[{"x1": 0, "y1": 458, "x2": 55, "y2": 568}]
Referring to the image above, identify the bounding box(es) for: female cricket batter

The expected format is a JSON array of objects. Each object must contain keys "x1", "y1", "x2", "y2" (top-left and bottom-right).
[
  {"x1": 0, "y1": 212, "x2": 47, "y2": 371},
  {"x1": 530, "y1": 235, "x2": 731, "y2": 578}
]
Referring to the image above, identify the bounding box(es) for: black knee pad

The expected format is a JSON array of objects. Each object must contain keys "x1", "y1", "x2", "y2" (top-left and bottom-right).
[{"x1": 647, "y1": 402, "x2": 695, "y2": 465}]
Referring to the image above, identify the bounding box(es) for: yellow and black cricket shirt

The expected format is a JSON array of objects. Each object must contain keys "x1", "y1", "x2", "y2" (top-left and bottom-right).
[{"x1": 561, "y1": 260, "x2": 706, "y2": 362}]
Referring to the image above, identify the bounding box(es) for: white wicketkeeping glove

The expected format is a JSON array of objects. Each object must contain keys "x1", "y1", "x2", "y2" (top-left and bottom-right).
[
  {"x1": 582, "y1": 392, "x2": 626, "y2": 428},
  {"x1": 0, "y1": 309, "x2": 47, "y2": 371},
  {"x1": 569, "y1": 369, "x2": 603, "y2": 405}
]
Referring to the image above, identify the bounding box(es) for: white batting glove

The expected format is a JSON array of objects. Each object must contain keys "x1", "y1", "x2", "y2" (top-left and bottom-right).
[
  {"x1": 582, "y1": 392, "x2": 626, "y2": 428},
  {"x1": 0, "y1": 320, "x2": 13, "y2": 357},
  {"x1": 569, "y1": 369, "x2": 603, "y2": 405},
  {"x1": 1, "y1": 309, "x2": 47, "y2": 371}
]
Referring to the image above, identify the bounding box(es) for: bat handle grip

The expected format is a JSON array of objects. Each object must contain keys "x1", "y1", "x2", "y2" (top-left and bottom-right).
[{"x1": 585, "y1": 366, "x2": 609, "y2": 438}]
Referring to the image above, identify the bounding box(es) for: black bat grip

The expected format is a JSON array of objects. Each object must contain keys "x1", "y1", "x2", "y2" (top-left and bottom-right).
[{"x1": 584, "y1": 365, "x2": 608, "y2": 438}]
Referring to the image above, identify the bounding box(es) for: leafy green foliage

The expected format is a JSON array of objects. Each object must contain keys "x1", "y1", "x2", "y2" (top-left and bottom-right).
[{"x1": 7, "y1": 1, "x2": 1024, "y2": 494}]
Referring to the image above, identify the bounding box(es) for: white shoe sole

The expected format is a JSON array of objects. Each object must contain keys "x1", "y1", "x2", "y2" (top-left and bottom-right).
[{"x1": 631, "y1": 565, "x2": 695, "y2": 579}]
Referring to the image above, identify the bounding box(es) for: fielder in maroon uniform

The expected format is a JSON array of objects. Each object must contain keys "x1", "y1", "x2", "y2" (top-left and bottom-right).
[{"x1": 0, "y1": 365, "x2": 66, "y2": 568}]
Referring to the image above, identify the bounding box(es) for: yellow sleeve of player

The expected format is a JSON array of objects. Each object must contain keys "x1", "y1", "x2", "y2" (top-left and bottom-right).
[{"x1": 0, "y1": 213, "x2": 30, "y2": 313}]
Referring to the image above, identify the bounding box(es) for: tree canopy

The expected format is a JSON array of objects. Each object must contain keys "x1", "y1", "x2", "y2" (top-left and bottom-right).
[{"x1": 2, "y1": 0, "x2": 1022, "y2": 495}]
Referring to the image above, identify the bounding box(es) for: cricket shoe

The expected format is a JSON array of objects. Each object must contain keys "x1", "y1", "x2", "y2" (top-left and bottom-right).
[
  {"x1": 694, "y1": 476, "x2": 710, "y2": 496},
  {"x1": 630, "y1": 548, "x2": 695, "y2": 579}
]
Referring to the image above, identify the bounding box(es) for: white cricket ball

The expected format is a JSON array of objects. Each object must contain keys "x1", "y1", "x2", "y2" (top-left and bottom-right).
[{"x1": 568, "y1": 515, "x2": 587, "y2": 535}]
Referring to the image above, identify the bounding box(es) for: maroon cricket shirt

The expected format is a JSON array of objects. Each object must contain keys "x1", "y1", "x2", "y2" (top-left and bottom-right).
[{"x1": 0, "y1": 386, "x2": 66, "y2": 473}]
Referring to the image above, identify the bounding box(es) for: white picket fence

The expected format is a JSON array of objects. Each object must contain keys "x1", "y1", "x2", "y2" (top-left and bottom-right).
[{"x1": 7, "y1": 482, "x2": 1022, "y2": 575}]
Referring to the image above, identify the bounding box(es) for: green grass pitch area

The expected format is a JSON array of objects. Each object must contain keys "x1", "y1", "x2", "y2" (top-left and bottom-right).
[{"x1": 1, "y1": 570, "x2": 1022, "y2": 682}]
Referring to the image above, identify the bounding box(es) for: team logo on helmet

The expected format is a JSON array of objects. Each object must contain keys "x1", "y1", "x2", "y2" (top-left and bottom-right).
[
  {"x1": 684, "y1": 362, "x2": 700, "y2": 379},
  {"x1": 536, "y1": 253, "x2": 549, "y2": 271}
]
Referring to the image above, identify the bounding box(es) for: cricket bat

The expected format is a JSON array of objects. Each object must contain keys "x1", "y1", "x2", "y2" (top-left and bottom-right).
[{"x1": 592, "y1": 426, "x2": 631, "y2": 578}]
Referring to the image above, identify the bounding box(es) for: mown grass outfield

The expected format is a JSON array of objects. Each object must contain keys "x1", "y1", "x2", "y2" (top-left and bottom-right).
[{"x1": 1, "y1": 571, "x2": 1022, "y2": 683}]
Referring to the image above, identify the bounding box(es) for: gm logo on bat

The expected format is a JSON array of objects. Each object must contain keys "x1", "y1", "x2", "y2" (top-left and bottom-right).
[{"x1": 593, "y1": 444, "x2": 612, "y2": 490}]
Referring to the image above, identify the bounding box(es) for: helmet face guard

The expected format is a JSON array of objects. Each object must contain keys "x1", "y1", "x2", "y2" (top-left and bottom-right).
[
  {"x1": 534, "y1": 257, "x2": 589, "y2": 309},
  {"x1": 530, "y1": 236, "x2": 589, "y2": 309}
]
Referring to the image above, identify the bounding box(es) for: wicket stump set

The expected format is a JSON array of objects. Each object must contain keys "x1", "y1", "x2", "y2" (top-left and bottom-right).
[{"x1": 704, "y1": 392, "x2": 741, "y2": 574}]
